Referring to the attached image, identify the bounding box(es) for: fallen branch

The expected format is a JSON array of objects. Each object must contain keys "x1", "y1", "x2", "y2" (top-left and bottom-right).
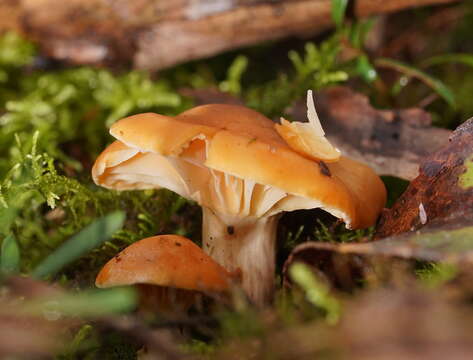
[{"x1": 10, "y1": 0, "x2": 460, "y2": 70}]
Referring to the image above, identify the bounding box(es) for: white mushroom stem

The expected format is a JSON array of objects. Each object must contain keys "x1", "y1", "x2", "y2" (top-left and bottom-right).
[{"x1": 202, "y1": 207, "x2": 280, "y2": 306}]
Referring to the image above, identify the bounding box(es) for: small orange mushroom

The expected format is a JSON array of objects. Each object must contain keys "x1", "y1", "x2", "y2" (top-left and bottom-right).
[{"x1": 96, "y1": 235, "x2": 232, "y2": 312}]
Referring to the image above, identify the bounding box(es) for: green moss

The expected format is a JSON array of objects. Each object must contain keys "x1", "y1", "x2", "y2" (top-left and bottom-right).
[
  {"x1": 314, "y1": 219, "x2": 374, "y2": 243},
  {"x1": 246, "y1": 35, "x2": 348, "y2": 118},
  {"x1": 0, "y1": 32, "x2": 197, "y2": 276},
  {"x1": 289, "y1": 263, "x2": 341, "y2": 324},
  {"x1": 416, "y1": 262, "x2": 458, "y2": 288},
  {"x1": 218, "y1": 308, "x2": 265, "y2": 339},
  {"x1": 182, "y1": 339, "x2": 218, "y2": 357}
]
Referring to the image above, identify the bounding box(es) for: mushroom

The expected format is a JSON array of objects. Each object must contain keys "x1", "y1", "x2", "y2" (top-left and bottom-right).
[
  {"x1": 96, "y1": 235, "x2": 231, "y2": 312},
  {"x1": 92, "y1": 91, "x2": 386, "y2": 305}
]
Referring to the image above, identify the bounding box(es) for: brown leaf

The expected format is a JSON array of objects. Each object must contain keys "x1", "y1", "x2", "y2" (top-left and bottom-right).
[
  {"x1": 376, "y1": 117, "x2": 473, "y2": 238},
  {"x1": 283, "y1": 222, "x2": 473, "y2": 276}
]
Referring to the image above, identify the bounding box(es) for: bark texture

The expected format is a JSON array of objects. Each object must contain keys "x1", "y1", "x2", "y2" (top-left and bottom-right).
[
  {"x1": 3, "y1": 0, "x2": 461, "y2": 70},
  {"x1": 375, "y1": 117, "x2": 473, "y2": 238}
]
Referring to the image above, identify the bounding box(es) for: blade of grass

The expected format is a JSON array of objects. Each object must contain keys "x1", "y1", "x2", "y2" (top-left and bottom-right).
[
  {"x1": 219, "y1": 55, "x2": 248, "y2": 95},
  {"x1": 19, "y1": 287, "x2": 137, "y2": 318},
  {"x1": 331, "y1": 0, "x2": 348, "y2": 28},
  {"x1": 421, "y1": 53, "x2": 473, "y2": 68},
  {"x1": 375, "y1": 57, "x2": 456, "y2": 108},
  {"x1": 32, "y1": 211, "x2": 125, "y2": 279},
  {"x1": 289, "y1": 263, "x2": 341, "y2": 324},
  {"x1": 356, "y1": 55, "x2": 377, "y2": 83},
  {"x1": 0, "y1": 234, "x2": 20, "y2": 274}
]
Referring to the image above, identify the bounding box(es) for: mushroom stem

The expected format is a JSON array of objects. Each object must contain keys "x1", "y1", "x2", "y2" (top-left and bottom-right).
[{"x1": 202, "y1": 207, "x2": 280, "y2": 306}]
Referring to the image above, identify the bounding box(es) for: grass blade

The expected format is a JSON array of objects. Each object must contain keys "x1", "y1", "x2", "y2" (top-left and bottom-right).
[
  {"x1": 1, "y1": 234, "x2": 20, "y2": 274},
  {"x1": 331, "y1": 0, "x2": 348, "y2": 28},
  {"x1": 20, "y1": 287, "x2": 137, "y2": 318},
  {"x1": 375, "y1": 57, "x2": 456, "y2": 108},
  {"x1": 32, "y1": 211, "x2": 125, "y2": 279},
  {"x1": 356, "y1": 55, "x2": 377, "y2": 82},
  {"x1": 421, "y1": 53, "x2": 473, "y2": 68},
  {"x1": 289, "y1": 263, "x2": 341, "y2": 324}
]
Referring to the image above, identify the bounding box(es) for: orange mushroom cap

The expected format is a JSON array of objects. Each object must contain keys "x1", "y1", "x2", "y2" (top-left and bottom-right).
[
  {"x1": 96, "y1": 235, "x2": 231, "y2": 293},
  {"x1": 92, "y1": 103, "x2": 386, "y2": 229}
]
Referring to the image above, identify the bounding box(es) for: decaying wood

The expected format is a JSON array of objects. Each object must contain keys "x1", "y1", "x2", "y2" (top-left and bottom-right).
[
  {"x1": 376, "y1": 117, "x2": 473, "y2": 238},
  {"x1": 290, "y1": 86, "x2": 451, "y2": 180},
  {"x1": 5, "y1": 0, "x2": 460, "y2": 70}
]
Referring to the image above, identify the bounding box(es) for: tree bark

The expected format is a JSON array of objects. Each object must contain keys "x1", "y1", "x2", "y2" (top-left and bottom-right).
[{"x1": 6, "y1": 0, "x2": 460, "y2": 70}]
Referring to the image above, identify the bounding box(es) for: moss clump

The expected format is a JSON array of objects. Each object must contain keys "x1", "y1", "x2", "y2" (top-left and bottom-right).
[{"x1": 0, "y1": 32, "x2": 192, "y2": 275}]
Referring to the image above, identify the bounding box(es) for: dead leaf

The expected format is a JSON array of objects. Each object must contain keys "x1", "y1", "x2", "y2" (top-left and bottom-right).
[
  {"x1": 376, "y1": 117, "x2": 473, "y2": 238},
  {"x1": 283, "y1": 222, "x2": 473, "y2": 275}
]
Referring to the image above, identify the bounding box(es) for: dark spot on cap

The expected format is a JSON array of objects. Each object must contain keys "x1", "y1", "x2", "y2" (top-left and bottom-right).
[
  {"x1": 175, "y1": 242, "x2": 181, "y2": 247},
  {"x1": 114, "y1": 255, "x2": 121, "y2": 262},
  {"x1": 119, "y1": 130, "x2": 124, "y2": 136},
  {"x1": 227, "y1": 226, "x2": 235, "y2": 235},
  {"x1": 319, "y1": 161, "x2": 331, "y2": 177}
]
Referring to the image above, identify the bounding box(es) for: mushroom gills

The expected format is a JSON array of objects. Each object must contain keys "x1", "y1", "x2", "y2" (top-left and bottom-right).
[
  {"x1": 136, "y1": 284, "x2": 197, "y2": 313},
  {"x1": 100, "y1": 146, "x2": 341, "y2": 219},
  {"x1": 96, "y1": 142, "x2": 353, "y2": 305}
]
